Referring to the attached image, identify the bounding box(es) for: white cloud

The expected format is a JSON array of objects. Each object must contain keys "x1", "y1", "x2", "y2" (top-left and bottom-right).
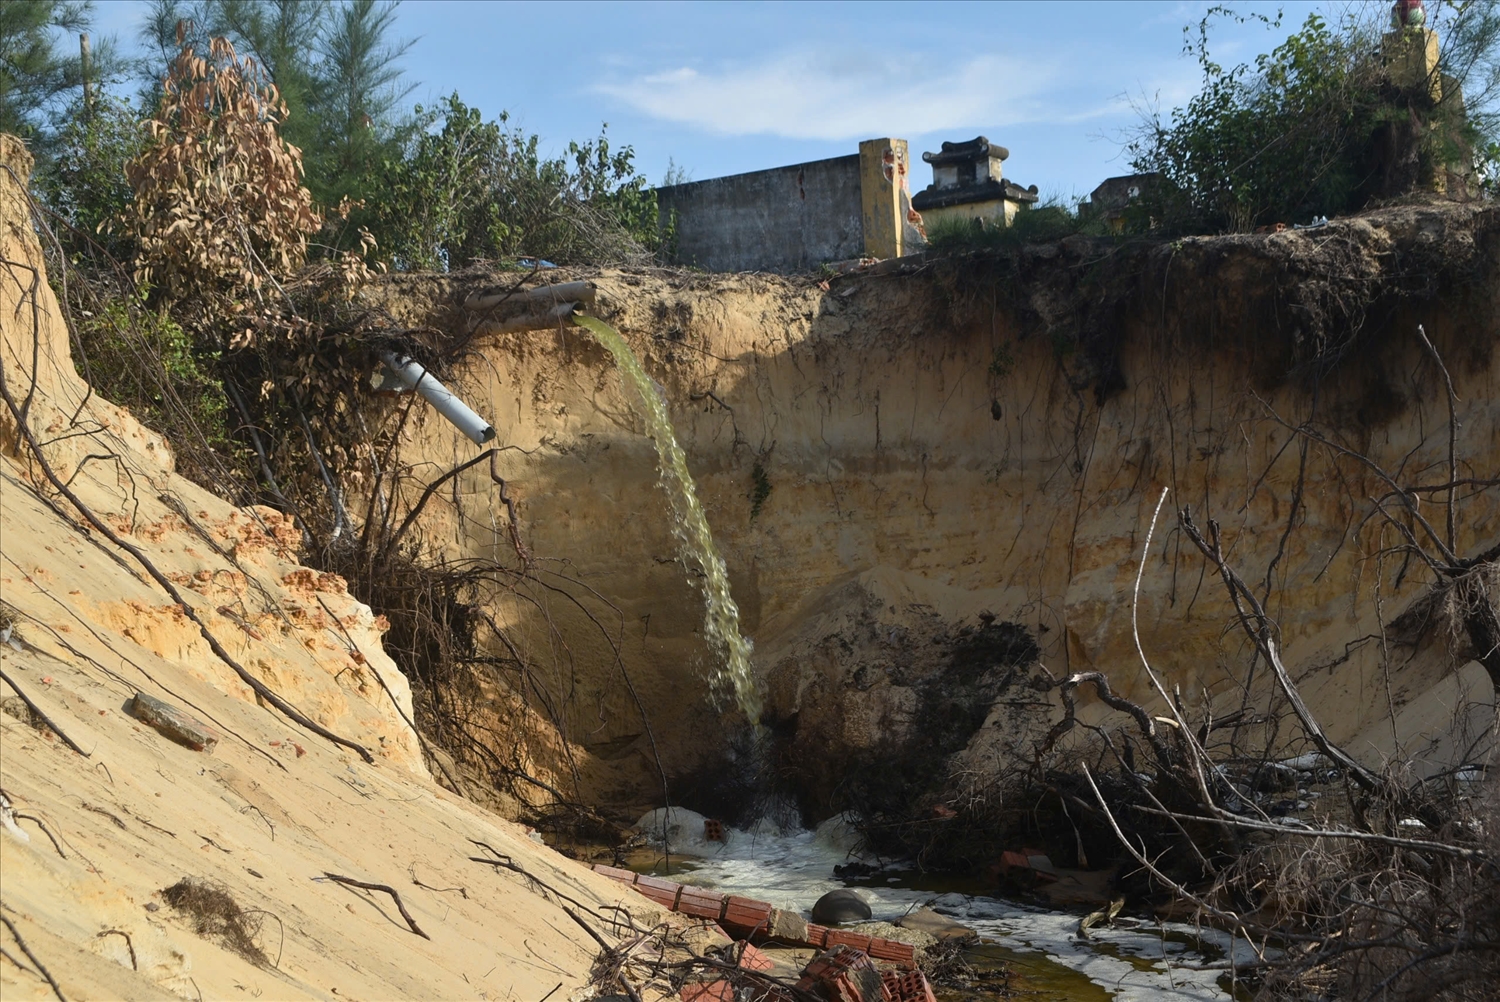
[{"x1": 595, "y1": 49, "x2": 1063, "y2": 141}]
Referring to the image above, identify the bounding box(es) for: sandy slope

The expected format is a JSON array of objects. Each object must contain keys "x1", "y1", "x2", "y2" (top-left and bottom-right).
[{"x1": 1, "y1": 136, "x2": 656, "y2": 1000}]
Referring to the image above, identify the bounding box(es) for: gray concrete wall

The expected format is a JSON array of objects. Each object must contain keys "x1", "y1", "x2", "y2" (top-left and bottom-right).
[{"x1": 657, "y1": 155, "x2": 863, "y2": 273}]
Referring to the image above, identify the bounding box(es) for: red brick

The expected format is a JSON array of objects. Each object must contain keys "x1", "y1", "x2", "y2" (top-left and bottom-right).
[
  {"x1": 703, "y1": 818, "x2": 725, "y2": 841},
  {"x1": 633, "y1": 874, "x2": 682, "y2": 908},
  {"x1": 590, "y1": 864, "x2": 637, "y2": 885},
  {"x1": 798, "y1": 946, "x2": 885, "y2": 1002},
  {"x1": 722, "y1": 894, "x2": 774, "y2": 933},
  {"x1": 677, "y1": 886, "x2": 727, "y2": 921},
  {"x1": 798, "y1": 944, "x2": 876, "y2": 981},
  {"x1": 824, "y1": 930, "x2": 874, "y2": 953},
  {"x1": 804, "y1": 923, "x2": 830, "y2": 948},
  {"x1": 880, "y1": 970, "x2": 936, "y2": 1002},
  {"x1": 996, "y1": 848, "x2": 1059, "y2": 888},
  {"x1": 867, "y1": 937, "x2": 916, "y2": 966},
  {"x1": 681, "y1": 981, "x2": 734, "y2": 1002},
  {"x1": 737, "y1": 942, "x2": 775, "y2": 972}
]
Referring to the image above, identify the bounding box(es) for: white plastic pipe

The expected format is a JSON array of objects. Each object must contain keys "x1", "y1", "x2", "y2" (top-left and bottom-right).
[{"x1": 379, "y1": 352, "x2": 496, "y2": 445}]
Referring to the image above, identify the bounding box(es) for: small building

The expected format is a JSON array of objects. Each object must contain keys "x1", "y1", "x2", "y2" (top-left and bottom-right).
[
  {"x1": 910, "y1": 137, "x2": 1038, "y2": 229},
  {"x1": 1079, "y1": 173, "x2": 1162, "y2": 234}
]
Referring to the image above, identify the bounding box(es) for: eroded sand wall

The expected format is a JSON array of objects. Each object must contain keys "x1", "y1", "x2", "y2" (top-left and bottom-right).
[{"x1": 379, "y1": 207, "x2": 1500, "y2": 816}]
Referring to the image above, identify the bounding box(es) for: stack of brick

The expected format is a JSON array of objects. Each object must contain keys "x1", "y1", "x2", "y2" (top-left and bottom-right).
[
  {"x1": 880, "y1": 969, "x2": 938, "y2": 1002},
  {"x1": 796, "y1": 945, "x2": 887, "y2": 1002},
  {"x1": 591, "y1": 864, "x2": 918, "y2": 966}
]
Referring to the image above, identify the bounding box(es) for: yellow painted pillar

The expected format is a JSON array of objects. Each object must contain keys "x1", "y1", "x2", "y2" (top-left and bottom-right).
[
  {"x1": 1383, "y1": 27, "x2": 1442, "y2": 102},
  {"x1": 859, "y1": 138, "x2": 909, "y2": 260},
  {"x1": 1383, "y1": 27, "x2": 1445, "y2": 191}
]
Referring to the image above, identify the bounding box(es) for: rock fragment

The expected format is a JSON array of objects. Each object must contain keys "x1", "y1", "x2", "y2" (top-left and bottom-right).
[
  {"x1": 810, "y1": 888, "x2": 871, "y2": 925},
  {"x1": 129, "y1": 692, "x2": 219, "y2": 752}
]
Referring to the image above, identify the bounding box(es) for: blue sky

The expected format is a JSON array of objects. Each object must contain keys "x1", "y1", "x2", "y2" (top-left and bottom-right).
[{"x1": 92, "y1": 0, "x2": 1330, "y2": 202}]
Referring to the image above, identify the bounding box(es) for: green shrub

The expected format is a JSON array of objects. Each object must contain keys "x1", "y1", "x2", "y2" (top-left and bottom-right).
[
  {"x1": 35, "y1": 95, "x2": 146, "y2": 260},
  {"x1": 74, "y1": 294, "x2": 230, "y2": 453},
  {"x1": 1127, "y1": 6, "x2": 1499, "y2": 233},
  {"x1": 922, "y1": 201, "x2": 1103, "y2": 252},
  {"x1": 369, "y1": 93, "x2": 659, "y2": 270}
]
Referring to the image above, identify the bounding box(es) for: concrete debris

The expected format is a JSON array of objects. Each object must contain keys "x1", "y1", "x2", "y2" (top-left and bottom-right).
[
  {"x1": 129, "y1": 691, "x2": 220, "y2": 752},
  {"x1": 765, "y1": 906, "x2": 809, "y2": 943},
  {"x1": 676, "y1": 920, "x2": 733, "y2": 957}
]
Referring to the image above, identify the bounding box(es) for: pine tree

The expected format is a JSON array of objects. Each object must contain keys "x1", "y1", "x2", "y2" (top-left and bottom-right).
[{"x1": 1, "y1": 0, "x2": 91, "y2": 138}]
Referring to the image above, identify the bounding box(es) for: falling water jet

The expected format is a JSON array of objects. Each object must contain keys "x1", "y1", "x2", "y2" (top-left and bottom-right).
[{"x1": 571, "y1": 314, "x2": 762, "y2": 724}]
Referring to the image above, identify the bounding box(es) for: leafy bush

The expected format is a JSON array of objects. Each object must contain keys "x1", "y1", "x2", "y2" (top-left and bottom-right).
[
  {"x1": 371, "y1": 93, "x2": 659, "y2": 270},
  {"x1": 74, "y1": 293, "x2": 231, "y2": 453},
  {"x1": 922, "y1": 202, "x2": 1102, "y2": 252},
  {"x1": 35, "y1": 94, "x2": 146, "y2": 260},
  {"x1": 1127, "y1": 6, "x2": 1499, "y2": 233}
]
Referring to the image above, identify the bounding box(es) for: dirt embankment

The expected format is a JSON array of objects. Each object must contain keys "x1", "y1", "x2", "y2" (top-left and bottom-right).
[
  {"x1": 1, "y1": 136, "x2": 666, "y2": 1000},
  {"x1": 372, "y1": 201, "x2": 1500, "y2": 823}
]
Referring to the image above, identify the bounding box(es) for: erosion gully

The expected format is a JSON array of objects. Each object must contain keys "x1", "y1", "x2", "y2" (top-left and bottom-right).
[{"x1": 567, "y1": 316, "x2": 1255, "y2": 1000}]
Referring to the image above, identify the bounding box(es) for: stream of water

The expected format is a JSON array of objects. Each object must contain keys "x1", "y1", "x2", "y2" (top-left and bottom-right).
[
  {"x1": 572, "y1": 314, "x2": 761, "y2": 723},
  {"x1": 574, "y1": 314, "x2": 1254, "y2": 998},
  {"x1": 630, "y1": 809, "x2": 1260, "y2": 1001}
]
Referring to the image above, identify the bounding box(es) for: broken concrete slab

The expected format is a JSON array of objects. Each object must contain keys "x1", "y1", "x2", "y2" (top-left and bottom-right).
[
  {"x1": 765, "y1": 906, "x2": 810, "y2": 943},
  {"x1": 128, "y1": 692, "x2": 219, "y2": 752}
]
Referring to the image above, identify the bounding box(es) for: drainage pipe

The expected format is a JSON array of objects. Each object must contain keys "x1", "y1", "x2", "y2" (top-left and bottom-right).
[
  {"x1": 378, "y1": 352, "x2": 496, "y2": 445},
  {"x1": 464, "y1": 280, "x2": 596, "y2": 313},
  {"x1": 470, "y1": 300, "x2": 579, "y2": 338}
]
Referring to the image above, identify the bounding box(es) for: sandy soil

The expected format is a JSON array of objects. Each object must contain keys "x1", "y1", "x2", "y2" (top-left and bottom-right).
[{"x1": 1, "y1": 133, "x2": 662, "y2": 1002}]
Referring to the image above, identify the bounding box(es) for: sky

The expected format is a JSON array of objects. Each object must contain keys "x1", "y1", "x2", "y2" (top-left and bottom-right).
[{"x1": 90, "y1": 0, "x2": 1334, "y2": 203}]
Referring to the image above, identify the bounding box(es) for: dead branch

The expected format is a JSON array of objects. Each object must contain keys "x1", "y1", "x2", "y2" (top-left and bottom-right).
[
  {"x1": 312, "y1": 593, "x2": 465, "y2": 796},
  {"x1": 0, "y1": 913, "x2": 67, "y2": 1001},
  {"x1": 95, "y1": 930, "x2": 136, "y2": 970},
  {"x1": 12, "y1": 813, "x2": 66, "y2": 858},
  {"x1": 1415, "y1": 324, "x2": 1459, "y2": 556},
  {"x1": 1080, "y1": 764, "x2": 1268, "y2": 951},
  {"x1": 1253, "y1": 391, "x2": 1459, "y2": 568},
  {"x1": 0, "y1": 668, "x2": 89, "y2": 756},
  {"x1": 466, "y1": 840, "x2": 631, "y2": 950},
  {"x1": 1134, "y1": 804, "x2": 1486, "y2": 858},
  {"x1": 1179, "y1": 508, "x2": 1384, "y2": 795},
  {"x1": 378, "y1": 449, "x2": 497, "y2": 563},
  {"x1": 319, "y1": 873, "x2": 429, "y2": 939}
]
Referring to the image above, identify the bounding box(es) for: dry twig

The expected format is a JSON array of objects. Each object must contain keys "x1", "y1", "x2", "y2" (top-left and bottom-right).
[{"x1": 319, "y1": 873, "x2": 429, "y2": 939}]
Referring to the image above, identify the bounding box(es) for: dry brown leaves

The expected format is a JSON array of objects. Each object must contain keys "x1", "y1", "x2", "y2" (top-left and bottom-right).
[{"x1": 123, "y1": 34, "x2": 321, "y2": 304}]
